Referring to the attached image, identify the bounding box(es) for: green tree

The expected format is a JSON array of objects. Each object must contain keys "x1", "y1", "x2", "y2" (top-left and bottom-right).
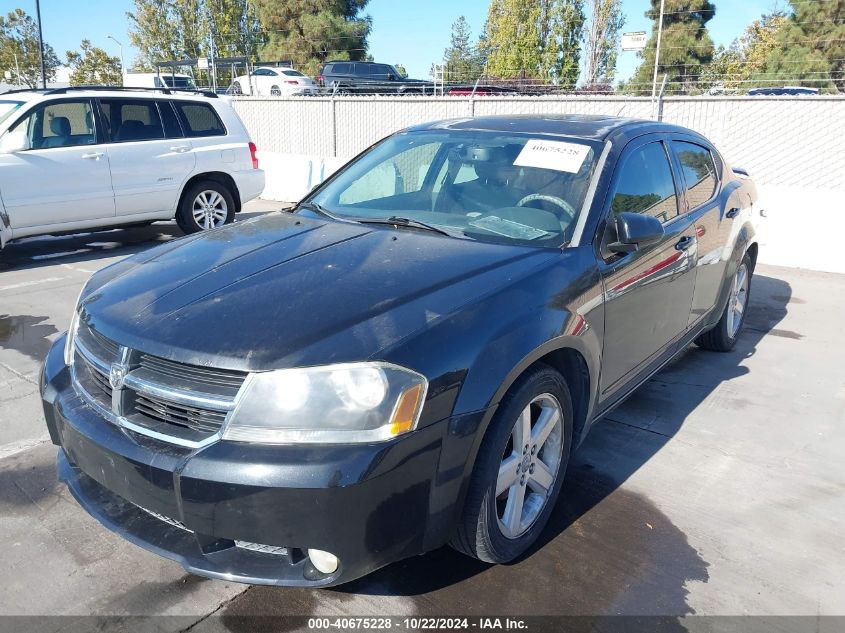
[
  {"x1": 583, "y1": 0, "x2": 625, "y2": 86},
  {"x1": 254, "y1": 0, "x2": 371, "y2": 76},
  {"x1": 0, "y1": 8, "x2": 60, "y2": 88},
  {"x1": 394, "y1": 64, "x2": 407, "y2": 77},
  {"x1": 701, "y1": 12, "x2": 788, "y2": 93},
  {"x1": 759, "y1": 0, "x2": 843, "y2": 92},
  {"x1": 483, "y1": 0, "x2": 585, "y2": 86},
  {"x1": 442, "y1": 15, "x2": 485, "y2": 82},
  {"x1": 628, "y1": 0, "x2": 716, "y2": 95},
  {"x1": 127, "y1": 0, "x2": 261, "y2": 67},
  {"x1": 66, "y1": 39, "x2": 122, "y2": 86}
]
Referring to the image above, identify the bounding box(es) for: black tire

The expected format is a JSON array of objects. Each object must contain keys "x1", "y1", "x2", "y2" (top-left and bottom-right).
[
  {"x1": 695, "y1": 252, "x2": 753, "y2": 352},
  {"x1": 230, "y1": 81, "x2": 243, "y2": 95},
  {"x1": 176, "y1": 181, "x2": 236, "y2": 234},
  {"x1": 450, "y1": 364, "x2": 573, "y2": 563},
  {"x1": 270, "y1": 85, "x2": 281, "y2": 97}
]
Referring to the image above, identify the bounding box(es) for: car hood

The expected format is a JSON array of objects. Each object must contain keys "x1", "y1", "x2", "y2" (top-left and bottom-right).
[{"x1": 81, "y1": 213, "x2": 555, "y2": 372}]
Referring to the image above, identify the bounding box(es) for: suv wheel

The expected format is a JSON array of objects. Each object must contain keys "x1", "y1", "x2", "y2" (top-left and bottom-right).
[
  {"x1": 177, "y1": 181, "x2": 235, "y2": 233},
  {"x1": 695, "y1": 252, "x2": 753, "y2": 352},
  {"x1": 450, "y1": 364, "x2": 573, "y2": 563}
]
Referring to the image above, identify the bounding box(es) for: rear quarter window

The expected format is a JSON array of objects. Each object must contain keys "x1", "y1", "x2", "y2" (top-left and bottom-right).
[{"x1": 174, "y1": 101, "x2": 226, "y2": 137}]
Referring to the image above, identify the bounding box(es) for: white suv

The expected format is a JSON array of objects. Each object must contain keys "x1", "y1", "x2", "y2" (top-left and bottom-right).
[{"x1": 0, "y1": 87, "x2": 265, "y2": 252}]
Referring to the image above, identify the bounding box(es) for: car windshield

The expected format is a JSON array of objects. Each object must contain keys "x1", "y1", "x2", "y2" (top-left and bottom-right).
[
  {"x1": 162, "y1": 75, "x2": 196, "y2": 89},
  {"x1": 0, "y1": 100, "x2": 24, "y2": 126},
  {"x1": 308, "y1": 130, "x2": 604, "y2": 247}
]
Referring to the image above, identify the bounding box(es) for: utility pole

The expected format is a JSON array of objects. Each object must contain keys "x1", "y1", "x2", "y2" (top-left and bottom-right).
[
  {"x1": 650, "y1": 0, "x2": 666, "y2": 105},
  {"x1": 35, "y1": 0, "x2": 46, "y2": 88}
]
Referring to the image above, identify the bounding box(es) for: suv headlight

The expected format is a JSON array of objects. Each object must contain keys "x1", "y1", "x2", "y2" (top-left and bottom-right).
[{"x1": 223, "y1": 362, "x2": 427, "y2": 444}]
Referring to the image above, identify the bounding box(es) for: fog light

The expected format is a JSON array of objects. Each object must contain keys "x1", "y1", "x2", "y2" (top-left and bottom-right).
[{"x1": 307, "y1": 548, "x2": 339, "y2": 574}]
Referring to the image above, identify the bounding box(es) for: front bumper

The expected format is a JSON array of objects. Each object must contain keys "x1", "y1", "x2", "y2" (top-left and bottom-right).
[{"x1": 41, "y1": 336, "x2": 449, "y2": 586}]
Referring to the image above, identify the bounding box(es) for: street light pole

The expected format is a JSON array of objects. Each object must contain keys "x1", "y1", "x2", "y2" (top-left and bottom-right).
[
  {"x1": 107, "y1": 35, "x2": 125, "y2": 76},
  {"x1": 35, "y1": 0, "x2": 46, "y2": 88},
  {"x1": 650, "y1": 0, "x2": 666, "y2": 111}
]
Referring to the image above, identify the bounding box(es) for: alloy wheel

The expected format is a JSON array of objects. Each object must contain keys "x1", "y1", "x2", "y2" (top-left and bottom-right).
[
  {"x1": 495, "y1": 393, "x2": 564, "y2": 539},
  {"x1": 727, "y1": 262, "x2": 749, "y2": 338},
  {"x1": 192, "y1": 190, "x2": 228, "y2": 230}
]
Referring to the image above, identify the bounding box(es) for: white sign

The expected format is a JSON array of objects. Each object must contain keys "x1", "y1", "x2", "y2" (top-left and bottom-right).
[
  {"x1": 514, "y1": 139, "x2": 591, "y2": 174},
  {"x1": 621, "y1": 31, "x2": 648, "y2": 51},
  {"x1": 3, "y1": 70, "x2": 10, "y2": 80},
  {"x1": 197, "y1": 57, "x2": 209, "y2": 70}
]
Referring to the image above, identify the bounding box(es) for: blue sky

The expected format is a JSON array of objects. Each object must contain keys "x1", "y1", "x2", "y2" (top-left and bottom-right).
[{"x1": 2, "y1": 0, "x2": 773, "y2": 81}]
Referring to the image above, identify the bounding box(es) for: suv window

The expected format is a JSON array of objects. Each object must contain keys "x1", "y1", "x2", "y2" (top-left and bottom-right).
[
  {"x1": 9, "y1": 99, "x2": 96, "y2": 149},
  {"x1": 673, "y1": 141, "x2": 718, "y2": 209},
  {"x1": 174, "y1": 101, "x2": 226, "y2": 137},
  {"x1": 333, "y1": 63, "x2": 351, "y2": 75},
  {"x1": 158, "y1": 100, "x2": 183, "y2": 138},
  {"x1": 610, "y1": 142, "x2": 679, "y2": 223},
  {"x1": 99, "y1": 98, "x2": 164, "y2": 142}
]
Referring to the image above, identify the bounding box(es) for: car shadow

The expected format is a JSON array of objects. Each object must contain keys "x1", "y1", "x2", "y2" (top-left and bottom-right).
[{"x1": 263, "y1": 272, "x2": 790, "y2": 617}]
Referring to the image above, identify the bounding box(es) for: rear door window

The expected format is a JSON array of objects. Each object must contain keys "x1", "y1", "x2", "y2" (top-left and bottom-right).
[
  {"x1": 99, "y1": 98, "x2": 165, "y2": 143},
  {"x1": 158, "y1": 101, "x2": 183, "y2": 138},
  {"x1": 173, "y1": 101, "x2": 226, "y2": 137},
  {"x1": 333, "y1": 63, "x2": 351, "y2": 75},
  {"x1": 610, "y1": 142, "x2": 679, "y2": 223},
  {"x1": 672, "y1": 141, "x2": 718, "y2": 210}
]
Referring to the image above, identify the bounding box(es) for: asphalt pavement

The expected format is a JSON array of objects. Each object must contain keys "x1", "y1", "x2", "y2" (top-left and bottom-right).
[{"x1": 1, "y1": 201, "x2": 842, "y2": 629}]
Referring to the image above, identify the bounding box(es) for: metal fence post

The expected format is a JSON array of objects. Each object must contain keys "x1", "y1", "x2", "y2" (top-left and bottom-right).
[{"x1": 331, "y1": 97, "x2": 337, "y2": 158}]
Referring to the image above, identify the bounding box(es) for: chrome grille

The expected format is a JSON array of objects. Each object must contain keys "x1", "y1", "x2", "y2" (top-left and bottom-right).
[
  {"x1": 71, "y1": 322, "x2": 247, "y2": 447},
  {"x1": 134, "y1": 392, "x2": 228, "y2": 434},
  {"x1": 235, "y1": 541, "x2": 289, "y2": 556}
]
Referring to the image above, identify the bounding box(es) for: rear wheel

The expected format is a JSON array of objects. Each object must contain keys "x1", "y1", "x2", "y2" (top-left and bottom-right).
[
  {"x1": 450, "y1": 364, "x2": 573, "y2": 563},
  {"x1": 176, "y1": 181, "x2": 235, "y2": 234},
  {"x1": 695, "y1": 252, "x2": 753, "y2": 352}
]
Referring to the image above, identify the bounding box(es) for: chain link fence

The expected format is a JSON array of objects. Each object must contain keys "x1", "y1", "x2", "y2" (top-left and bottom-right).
[{"x1": 231, "y1": 95, "x2": 845, "y2": 189}]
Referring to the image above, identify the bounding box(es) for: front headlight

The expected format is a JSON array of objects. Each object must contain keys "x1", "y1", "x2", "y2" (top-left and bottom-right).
[
  {"x1": 222, "y1": 362, "x2": 428, "y2": 444},
  {"x1": 63, "y1": 292, "x2": 84, "y2": 366}
]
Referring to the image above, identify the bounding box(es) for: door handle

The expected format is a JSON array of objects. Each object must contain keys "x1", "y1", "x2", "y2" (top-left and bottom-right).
[
  {"x1": 170, "y1": 145, "x2": 191, "y2": 153},
  {"x1": 675, "y1": 235, "x2": 695, "y2": 251},
  {"x1": 81, "y1": 152, "x2": 104, "y2": 160},
  {"x1": 726, "y1": 208, "x2": 740, "y2": 219}
]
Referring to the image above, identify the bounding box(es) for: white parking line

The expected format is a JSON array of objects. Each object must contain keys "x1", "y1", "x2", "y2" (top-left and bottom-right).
[{"x1": 0, "y1": 277, "x2": 65, "y2": 292}]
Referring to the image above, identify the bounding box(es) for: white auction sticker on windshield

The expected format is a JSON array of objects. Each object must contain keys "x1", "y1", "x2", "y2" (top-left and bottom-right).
[{"x1": 514, "y1": 139, "x2": 591, "y2": 174}]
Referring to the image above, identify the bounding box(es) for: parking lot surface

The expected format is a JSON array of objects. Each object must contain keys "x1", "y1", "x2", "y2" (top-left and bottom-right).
[{"x1": 1, "y1": 203, "x2": 843, "y2": 628}]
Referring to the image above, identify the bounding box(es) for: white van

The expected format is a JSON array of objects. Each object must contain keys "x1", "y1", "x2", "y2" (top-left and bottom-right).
[
  {"x1": 123, "y1": 72, "x2": 197, "y2": 90},
  {"x1": 0, "y1": 86, "x2": 265, "y2": 252}
]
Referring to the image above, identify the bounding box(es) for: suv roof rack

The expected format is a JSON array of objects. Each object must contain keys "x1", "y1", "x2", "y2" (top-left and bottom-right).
[
  {"x1": 42, "y1": 85, "x2": 219, "y2": 98},
  {"x1": 0, "y1": 88, "x2": 49, "y2": 95}
]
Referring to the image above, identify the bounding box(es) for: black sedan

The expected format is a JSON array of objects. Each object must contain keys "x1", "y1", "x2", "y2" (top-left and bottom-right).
[{"x1": 40, "y1": 115, "x2": 758, "y2": 586}]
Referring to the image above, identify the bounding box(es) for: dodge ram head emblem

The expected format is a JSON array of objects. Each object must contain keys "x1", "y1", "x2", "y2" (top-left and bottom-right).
[{"x1": 109, "y1": 363, "x2": 129, "y2": 390}]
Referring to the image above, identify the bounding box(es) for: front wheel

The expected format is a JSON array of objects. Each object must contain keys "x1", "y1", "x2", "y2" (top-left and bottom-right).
[
  {"x1": 176, "y1": 181, "x2": 235, "y2": 234},
  {"x1": 695, "y1": 252, "x2": 753, "y2": 352},
  {"x1": 270, "y1": 85, "x2": 281, "y2": 97},
  {"x1": 450, "y1": 364, "x2": 573, "y2": 563}
]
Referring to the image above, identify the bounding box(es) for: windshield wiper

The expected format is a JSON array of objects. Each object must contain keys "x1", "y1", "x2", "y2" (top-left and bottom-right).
[
  {"x1": 296, "y1": 201, "x2": 341, "y2": 220},
  {"x1": 356, "y1": 216, "x2": 462, "y2": 239}
]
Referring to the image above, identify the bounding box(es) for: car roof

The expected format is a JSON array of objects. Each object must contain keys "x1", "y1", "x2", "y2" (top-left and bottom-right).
[{"x1": 405, "y1": 114, "x2": 698, "y2": 143}]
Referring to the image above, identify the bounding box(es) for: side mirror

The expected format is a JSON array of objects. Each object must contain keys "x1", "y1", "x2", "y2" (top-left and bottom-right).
[
  {"x1": 608, "y1": 212, "x2": 664, "y2": 254},
  {"x1": 387, "y1": 73, "x2": 395, "y2": 81},
  {"x1": 0, "y1": 130, "x2": 31, "y2": 154}
]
